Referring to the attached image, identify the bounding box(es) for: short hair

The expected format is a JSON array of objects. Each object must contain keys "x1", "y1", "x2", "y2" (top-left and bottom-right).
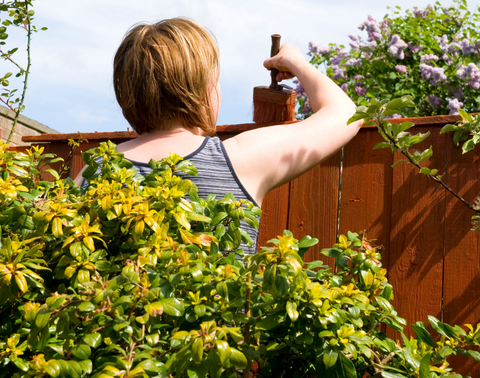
[{"x1": 113, "y1": 18, "x2": 219, "y2": 134}]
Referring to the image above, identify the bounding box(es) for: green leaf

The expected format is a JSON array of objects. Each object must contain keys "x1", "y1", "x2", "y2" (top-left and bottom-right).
[
  {"x1": 385, "y1": 96, "x2": 415, "y2": 111},
  {"x1": 35, "y1": 309, "x2": 51, "y2": 329},
  {"x1": 44, "y1": 360, "x2": 62, "y2": 377},
  {"x1": 83, "y1": 333, "x2": 102, "y2": 348},
  {"x1": 78, "y1": 301, "x2": 95, "y2": 312},
  {"x1": 418, "y1": 353, "x2": 431, "y2": 378},
  {"x1": 286, "y1": 300, "x2": 299, "y2": 322},
  {"x1": 336, "y1": 352, "x2": 356, "y2": 378},
  {"x1": 428, "y1": 315, "x2": 459, "y2": 340},
  {"x1": 256, "y1": 313, "x2": 284, "y2": 331},
  {"x1": 440, "y1": 124, "x2": 460, "y2": 134},
  {"x1": 323, "y1": 348, "x2": 338, "y2": 368},
  {"x1": 160, "y1": 298, "x2": 184, "y2": 317},
  {"x1": 456, "y1": 348, "x2": 480, "y2": 363},
  {"x1": 411, "y1": 322, "x2": 436, "y2": 348},
  {"x1": 376, "y1": 296, "x2": 393, "y2": 313},
  {"x1": 274, "y1": 274, "x2": 290, "y2": 296},
  {"x1": 192, "y1": 338, "x2": 204, "y2": 363},
  {"x1": 71, "y1": 344, "x2": 91, "y2": 360},
  {"x1": 228, "y1": 348, "x2": 247, "y2": 369},
  {"x1": 215, "y1": 340, "x2": 231, "y2": 364},
  {"x1": 373, "y1": 142, "x2": 392, "y2": 150}
]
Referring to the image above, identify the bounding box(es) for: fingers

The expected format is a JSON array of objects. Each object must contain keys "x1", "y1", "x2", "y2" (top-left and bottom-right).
[{"x1": 276, "y1": 71, "x2": 295, "y2": 82}]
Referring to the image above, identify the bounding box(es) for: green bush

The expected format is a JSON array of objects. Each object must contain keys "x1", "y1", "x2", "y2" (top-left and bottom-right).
[
  {"x1": 0, "y1": 141, "x2": 480, "y2": 378},
  {"x1": 297, "y1": 0, "x2": 480, "y2": 119}
]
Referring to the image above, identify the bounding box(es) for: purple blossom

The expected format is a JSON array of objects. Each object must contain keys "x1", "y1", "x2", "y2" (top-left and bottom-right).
[
  {"x1": 308, "y1": 41, "x2": 331, "y2": 56},
  {"x1": 329, "y1": 50, "x2": 348, "y2": 65},
  {"x1": 353, "y1": 75, "x2": 364, "y2": 80},
  {"x1": 443, "y1": 7, "x2": 453, "y2": 15},
  {"x1": 348, "y1": 34, "x2": 360, "y2": 51},
  {"x1": 293, "y1": 79, "x2": 306, "y2": 99},
  {"x1": 459, "y1": 39, "x2": 478, "y2": 55},
  {"x1": 456, "y1": 63, "x2": 480, "y2": 89},
  {"x1": 442, "y1": 54, "x2": 453, "y2": 65},
  {"x1": 385, "y1": 114, "x2": 402, "y2": 119},
  {"x1": 301, "y1": 99, "x2": 313, "y2": 114},
  {"x1": 413, "y1": 7, "x2": 431, "y2": 18},
  {"x1": 395, "y1": 65, "x2": 407, "y2": 76},
  {"x1": 345, "y1": 58, "x2": 362, "y2": 68},
  {"x1": 355, "y1": 86, "x2": 367, "y2": 96},
  {"x1": 427, "y1": 94, "x2": 443, "y2": 109},
  {"x1": 355, "y1": 81, "x2": 364, "y2": 87},
  {"x1": 435, "y1": 35, "x2": 449, "y2": 53},
  {"x1": 359, "y1": 15, "x2": 382, "y2": 42},
  {"x1": 341, "y1": 83, "x2": 348, "y2": 92},
  {"x1": 447, "y1": 98, "x2": 463, "y2": 115},
  {"x1": 420, "y1": 64, "x2": 447, "y2": 85},
  {"x1": 332, "y1": 66, "x2": 346, "y2": 80},
  {"x1": 420, "y1": 54, "x2": 439, "y2": 63},
  {"x1": 380, "y1": 19, "x2": 389, "y2": 32},
  {"x1": 388, "y1": 35, "x2": 408, "y2": 59},
  {"x1": 408, "y1": 43, "x2": 424, "y2": 54},
  {"x1": 362, "y1": 51, "x2": 372, "y2": 59}
]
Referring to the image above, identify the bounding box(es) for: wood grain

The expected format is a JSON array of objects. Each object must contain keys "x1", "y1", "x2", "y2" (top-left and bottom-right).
[
  {"x1": 287, "y1": 152, "x2": 341, "y2": 267},
  {"x1": 339, "y1": 128, "x2": 394, "y2": 273},
  {"x1": 443, "y1": 135, "x2": 480, "y2": 376},
  {"x1": 386, "y1": 127, "x2": 447, "y2": 341}
]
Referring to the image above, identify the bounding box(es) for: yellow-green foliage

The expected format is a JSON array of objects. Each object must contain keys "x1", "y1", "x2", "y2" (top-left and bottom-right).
[{"x1": 0, "y1": 141, "x2": 479, "y2": 378}]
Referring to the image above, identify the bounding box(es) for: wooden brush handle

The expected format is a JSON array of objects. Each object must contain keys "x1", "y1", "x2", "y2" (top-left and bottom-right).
[{"x1": 270, "y1": 34, "x2": 281, "y2": 90}]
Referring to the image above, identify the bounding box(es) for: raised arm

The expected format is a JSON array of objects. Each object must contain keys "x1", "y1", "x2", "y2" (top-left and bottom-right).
[{"x1": 223, "y1": 43, "x2": 363, "y2": 206}]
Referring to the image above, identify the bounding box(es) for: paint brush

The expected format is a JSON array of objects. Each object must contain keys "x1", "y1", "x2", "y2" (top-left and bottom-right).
[{"x1": 253, "y1": 34, "x2": 296, "y2": 124}]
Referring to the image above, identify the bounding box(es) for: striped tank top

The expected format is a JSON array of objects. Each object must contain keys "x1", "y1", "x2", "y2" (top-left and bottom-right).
[{"x1": 83, "y1": 137, "x2": 260, "y2": 255}]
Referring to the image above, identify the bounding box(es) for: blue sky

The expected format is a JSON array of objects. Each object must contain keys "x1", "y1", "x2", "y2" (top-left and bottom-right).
[{"x1": 2, "y1": 0, "x2": 475, "y2": 133}]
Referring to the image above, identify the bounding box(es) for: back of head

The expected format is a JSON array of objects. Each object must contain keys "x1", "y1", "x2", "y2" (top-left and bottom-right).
[{"x1": 114, "y1": 18, "x2": 219, "y2": 134}]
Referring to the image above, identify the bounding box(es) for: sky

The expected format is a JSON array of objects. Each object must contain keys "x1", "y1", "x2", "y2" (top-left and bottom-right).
[{"x1": 2, "y1": 0, "x2": 477, "y2": 133}]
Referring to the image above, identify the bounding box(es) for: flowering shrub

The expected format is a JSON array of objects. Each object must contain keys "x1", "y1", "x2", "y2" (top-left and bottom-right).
[
  {"x1": 297, "y1": 0, "x2": 480, "y2": 118},
  {"x1": 1, "y1": 142, "x2": 480, "y2": 377}
]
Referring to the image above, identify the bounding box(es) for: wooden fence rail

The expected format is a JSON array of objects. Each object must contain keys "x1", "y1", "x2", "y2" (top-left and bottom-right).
[{"x1": 19, "y1": 115, "x2": 480, "y2": 375}]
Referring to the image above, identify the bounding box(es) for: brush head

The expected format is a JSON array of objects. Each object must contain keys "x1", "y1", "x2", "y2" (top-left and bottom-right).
[{"x1": 253, "y1": 85, "x2": 296, "y2": 124}]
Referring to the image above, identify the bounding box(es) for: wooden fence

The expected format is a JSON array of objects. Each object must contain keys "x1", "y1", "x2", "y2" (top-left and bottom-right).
[{"x1": 20, "y1": 115, "x2": 480, "y2": 375}]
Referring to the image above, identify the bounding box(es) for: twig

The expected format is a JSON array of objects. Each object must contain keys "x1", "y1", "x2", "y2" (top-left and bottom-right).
[
  {"x1": 7, "y1": 5, "x2": 32, "y2": 144},
  {"x1": 377, "y1": 120, "x2": 479, "y2": 213},
  {"x1": 242, "y1": 274, "x2": 252, "y2": 378}
]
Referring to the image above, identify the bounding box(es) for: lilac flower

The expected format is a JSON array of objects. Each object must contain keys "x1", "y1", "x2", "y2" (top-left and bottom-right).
[
  {"x1": 459, "y1": 39, "x2": 478, "y2": 55},
  {"x1": 447, "y1": 98, "x2": 463, "y2": 115},
  {"x1": 293, "y1": 79, "x2": 306, "y2": 99},
  {"x1": 456, "y1": 63, "x2": 480, "y2": 89},
  {"x1": 301, "y1": 99, "x2": 313, "y2": 114},
  {"x1": 332, "y1": 66, "x2": 346, "y2": 80},
  {"x1": 420, "y1": 54, "x2": 439, "y2": 63},
  {"x1": 443, "y1": 7, "x2": 453, "y2": 15},
  {"x1": 442, "y1": 54, "x2": 453, "y2": 65},
  {"x1": 420, "y1": 64, "x2": 447, "y2": 85},
  {"x1": 413, "y1": 7, "x2": 432, "y2": 18},
  {"x1": 348, "y1": 35, "x2": 360, "y2": 51},
  {"x1": 329, "y1": 50, "x2": 348, "y2": 65},
  {"x1": 395, "y1": 65, "x2": 407, "y2": 76},
  {"x1": 359, "y1": 15, "x2": 382, "y2": 42},
  {"x1": 385, "y1": 114, "x2": 402, "y2": 119},
  {"x1": 355, "y1": 86, "x2": 367, "y2": 96},
  {"x1": 427, "y1": 94, "x2": 443, "y2": 109},
  {"x1": 362, "y1": 51, "x2": 372, "y2": 59},
  {"x1": 408, "y1": 43, "x2": 424, "y2": 54},
  {"x1": 380, "y1": 19, "x2": 389, "y2": 32},
  {"x1": 388, "y1": 35, "x2": 408, "y2": 59},
  {"x1": 353, "y1": 75, "x2": 364, "y2": 80},
  {"x1": 341, "y1": 83, "x2": 348, "y2": 92},
  {"x1": 345, "y1": 58, "x2": 362, "y2": 68},
  {"x1": 308, "y1": 41, "x2": 331, "y2": 56},
  {"x1": 355, "y1": 81, "x2": 364, "y2": 87},
  {"x1": 435, "y1": 35, "x2": 449, "y2": 53}
]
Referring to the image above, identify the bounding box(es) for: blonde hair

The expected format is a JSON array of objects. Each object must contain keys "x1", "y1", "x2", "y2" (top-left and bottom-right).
[{"x1": 113, "y1": 18, "x2": 219, "y2": 134}]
